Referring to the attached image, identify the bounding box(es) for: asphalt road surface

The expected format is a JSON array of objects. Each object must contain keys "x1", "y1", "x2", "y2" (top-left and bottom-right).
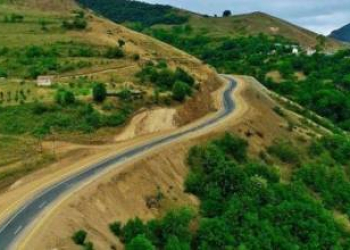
[{"x1": 0, "y1": 75, "x2": 237, "y2": 249}]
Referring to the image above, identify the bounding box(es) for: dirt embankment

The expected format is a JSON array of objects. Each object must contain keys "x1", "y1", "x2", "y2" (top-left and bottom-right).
[{"x1": 21, "y1": 76, "x2": 320, "y2": 250}]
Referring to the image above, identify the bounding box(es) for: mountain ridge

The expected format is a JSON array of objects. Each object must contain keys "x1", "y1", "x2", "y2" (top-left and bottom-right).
[{"x1": 330, "y1": 23, "x2": 350, "y2": 43}]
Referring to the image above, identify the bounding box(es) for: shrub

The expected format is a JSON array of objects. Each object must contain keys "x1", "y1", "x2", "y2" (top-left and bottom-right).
[
  {"x1": 72, "y1": 230, "x2": 87, "y2": 245},
  {"x1": 104, "y1": 47, "x2": 125, "y2": 59},
  {"x1": 92, "y1": 83, "x2": 107, "y2": 102},
  {"x1": 55, "y1": 90, "x2": 76, "y2": 106},
  {"x1": 267, "y1": 140, "x2": 300, "y2": 164},
  {"x1": 109, "y1": 221, "x2": 122, "y2": 236},
  {"x1": 172, "y1": 81, "x2": 191, "y2": 101},
  {"x1": 126, "y1": 234, "x2": 155, "y2": 250}
]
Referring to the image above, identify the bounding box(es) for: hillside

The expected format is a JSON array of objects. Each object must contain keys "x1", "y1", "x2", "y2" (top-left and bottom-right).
[
  {"x1": 0, "y1": 0, "x2": 222, "y2": 189},
  {"x1": 76, "y1": 0, "x2": 350, "y2": 134},
  {"x1": 330, "y1": 23, "x2": 350, "y2": 43},
  {"x1": 77, "y1": 0, "x2": 341, "y2": 50},
  {"x1": 20, "y1": 76, "x2": 350, "y2": 249}
]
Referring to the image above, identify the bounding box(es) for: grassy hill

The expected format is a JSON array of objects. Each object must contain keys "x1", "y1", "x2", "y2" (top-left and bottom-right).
[
  {"x1": 183, "y1": 11, "x2": 341, "y2": 49},
  {"x1": 77, "y1": 0, "x2": 341, "y2": 50},
  {"x1": 0, "y1": 0, "x2": 222, "y2": 188}
]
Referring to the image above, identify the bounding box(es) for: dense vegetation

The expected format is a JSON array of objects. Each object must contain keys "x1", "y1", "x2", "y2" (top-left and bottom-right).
[
  {"x1": 136, "y1": 61, "x2": 196, "y2": 101},
  {"x1": 74, "y1": 133, "x2": 350, "y2": 249},
  {"x1": 143, "y1": 26, "x2": 350, "y2": 131},
  {"x1": 0, "y1": 99, "x2": 131, "y2": 136},
  {"x1": 77, "y1": 0, "x2": 189, "y2": 27}
]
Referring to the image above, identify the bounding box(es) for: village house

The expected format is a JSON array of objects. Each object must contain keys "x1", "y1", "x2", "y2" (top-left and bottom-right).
[{"x1": 37, "y1": 76, "x2": 53, "y2": 87}]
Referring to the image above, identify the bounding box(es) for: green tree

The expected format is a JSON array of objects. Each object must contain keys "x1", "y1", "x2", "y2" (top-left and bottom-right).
[
  {"x1": 223, "y1": 10, "x2": 232, "y2": 17},
  {"x1": 123, "y1": 217, "x2": 145, "y2": 243},
  {"x1": 172, "y1": 81, "x2": 191, "y2": 101},
  {"x1": 72, "y1": 230, "x2": 87, "y2": 245},
  {"x1": 165, "y1": 235, "x2": 190, "y2": 250},
  {"x1": 118, "y1": 39, "x2": 126, "y2": 48},
  {"x1": 92, "y1": 83, "x2": 107, "y2": 102},
  {"x1": 55, "y1": 90, "x2": 76, "y2": 106},
  {"x1": 126, "y1": 235, "x2": 155, "y2": 250}
]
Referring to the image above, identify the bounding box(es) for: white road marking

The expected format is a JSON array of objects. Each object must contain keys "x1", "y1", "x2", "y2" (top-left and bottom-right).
[
  {"x1": 14, "y1": 225, "x2": 22, "y2": 235},
  {"x1": 38, "y1": 201, "x2": 47, "y2": 209}
]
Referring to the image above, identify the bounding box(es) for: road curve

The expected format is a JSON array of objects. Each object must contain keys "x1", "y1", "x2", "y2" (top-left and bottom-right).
[{"x1": 0, "y1": 75, "x2": 237, "y2": 249}]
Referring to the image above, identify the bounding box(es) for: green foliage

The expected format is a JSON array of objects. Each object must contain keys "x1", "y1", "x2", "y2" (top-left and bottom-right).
[
  {"x1": 110, "y1": 133, "x2": 350, "y2": 249},
  {"x1": 223, "y1": 10, "x2": 232, "y2": 17},
  {"x1": 136, "y1": 64, "x2": 195, "y2": 102},
  {"x1": 212, "y1": 132, "x2": 248, "y2": 162},
  {"x1": 92, "y1": 83, "x2": 107, "y2": 103},
  {"x1": 84, "y1": 242, "x2": 94, "y2": 250},
  {"x1": 267, "y1": 139, "x2": 300, "y2": 164},
  {"x1": 295, "y1": 163, "x2": 350, "y2": 217},
  {"x1": 0, "y1": 67, "x2": 7, "y2": 77},
  {"x1": 77, "y1": 0, "x2": 189, "y2": 27},
  {"x1": 62, "y1": 11, "x2": 87, "y2": 30},
  {"x1": 55, "y1": 89, "x2": 76, "y2": 106},
  {"x1": 72, "y1": 230, "x2": 87, "y2": 245},
  {"x1": 172, "y1": 81, "x2": 192, "y2": 101},
  {"x1": 122, "y1": 217, "x2": 146, "y2": 243},
  {"x1": 0, "y1": 42, "x2": 125, "y2": 79},
  {"x1": 126, "y1": 235, "x2": 155, "y2": 250},
  {"x1": 109, "y1": 221, "x2": 122, "y2": 237},
  {"x1": 104, "y1": 47, "x2": 125, "y2": 59},
  {"x1": 0, "y1": 102, "x2": 129, "y2": 136},
  {"x1": 164, "y1": 236, "x2": 190, "y2": 250},
  {"x1": 143, "y1": 26, "x2": 350, "y2": 131}
]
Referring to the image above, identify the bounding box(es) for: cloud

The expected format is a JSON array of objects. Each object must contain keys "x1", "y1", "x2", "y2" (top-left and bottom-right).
[{"x1": 143, "y1": 0, "x2": 350, "y2": 34}]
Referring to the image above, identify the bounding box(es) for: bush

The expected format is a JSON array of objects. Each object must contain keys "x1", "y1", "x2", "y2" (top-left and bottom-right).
[
  {"x1": 109, "y1": 221, "x2": 122, "y2": 236},
  {"x1": 126, "y1": 234, "x2": 155, "y2": 250},
  {"x1": 92, "y1": 83, "x2": 107, "y2": 102},
  {"x1": 267, "y1": 139, "x2": 300, "y2": 164},
  {"x1": 84, "y1": 242, "x2": 94, "y2": 250},
  {"x1": 72, "y1": 230, "x2": 87, "y2": 245},
  {"x1": 55, "y1": 90, "x2": 76, "y2": 106},
  {"x1": 172, "y1": 81, "x2": 191, "y2": 101},
  {"x1": 104, "y1": 47, "x2": 125, "y2": 59}
]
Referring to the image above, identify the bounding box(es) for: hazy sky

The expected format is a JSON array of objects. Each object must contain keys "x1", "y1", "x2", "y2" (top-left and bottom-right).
[{"x1": 143, "y1": 0, "x2": 350, "y2": 35}]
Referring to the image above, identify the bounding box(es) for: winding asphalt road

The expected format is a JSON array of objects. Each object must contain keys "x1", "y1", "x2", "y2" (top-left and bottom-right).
[{"x1": 0, "y1": 75, "x2": 237, "y2": 249}]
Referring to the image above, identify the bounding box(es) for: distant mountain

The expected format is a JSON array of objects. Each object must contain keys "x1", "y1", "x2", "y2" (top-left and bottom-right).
[{"x1": 330, "y1": 23, "x2": 350, "y2": 42}]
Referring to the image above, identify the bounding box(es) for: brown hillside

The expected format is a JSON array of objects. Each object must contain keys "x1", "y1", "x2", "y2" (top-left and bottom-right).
[{"x1": 176, "y1": 10, "x2": 342, "y2": 50}]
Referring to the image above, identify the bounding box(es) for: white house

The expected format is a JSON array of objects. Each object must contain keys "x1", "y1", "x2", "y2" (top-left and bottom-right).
[
  {"x1": 292, "y1": 48, "x2": 299, "y2": 55},
  {"x1": 37, "y1": 76, "x2": 53, "y2": 86},
  {"x1": 306, "y1": 48, "x2": 316, "y2": 56}
]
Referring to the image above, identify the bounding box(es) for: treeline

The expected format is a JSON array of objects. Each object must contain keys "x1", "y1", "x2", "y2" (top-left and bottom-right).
[
  {"x1": 77, "y1": 0, "x2": 188, "y2": 27},
  {"x1": 74, "y1": 133, "x2": 350, "y2": 249}
]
